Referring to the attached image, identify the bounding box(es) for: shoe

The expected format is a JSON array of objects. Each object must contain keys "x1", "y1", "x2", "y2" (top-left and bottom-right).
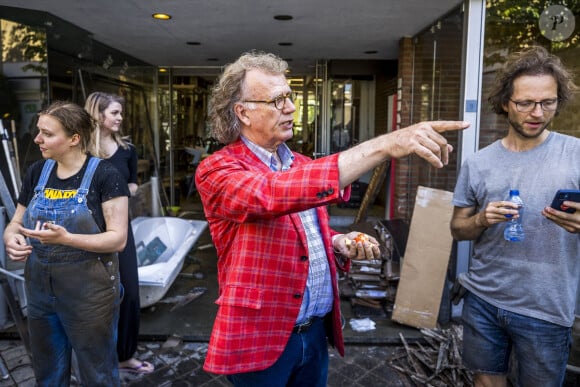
[{"x1": 119, "y1": 359, "x2": 155, "y2": 374}]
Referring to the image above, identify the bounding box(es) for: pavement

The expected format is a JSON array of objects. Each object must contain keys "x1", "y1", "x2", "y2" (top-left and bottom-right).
[
  {"x1": 1, "y1": 196, "x2": 580, "y2": 386},
  {"x1": 0, "y1": 198, "x2": 421, "y2": 386},
  {"x1": 0, "y1": 338, "x2": 578, "y2": 386},
  {"x1": 0, "y1": 337, "x2": 413, "y2": 386}
]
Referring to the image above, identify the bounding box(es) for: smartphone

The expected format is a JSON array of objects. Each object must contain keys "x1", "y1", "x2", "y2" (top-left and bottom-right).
[{"x1": 550, "y1": 189, "x2": 580, "y2": 214}]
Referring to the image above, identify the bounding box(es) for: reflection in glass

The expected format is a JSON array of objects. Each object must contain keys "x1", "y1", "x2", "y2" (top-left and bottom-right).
[
  {"x1": 405, "y1": 5, "x2": 464, "y2": 206},
  {"x1": 1, "y1": 20, "x2": 47, "y2": 75}
]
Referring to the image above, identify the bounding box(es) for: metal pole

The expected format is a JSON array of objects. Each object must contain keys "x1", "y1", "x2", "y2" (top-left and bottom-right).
[
  {"x1": 151, "y1": 176, "x2": 160, "y2": 216},
  {"x1": 0, "y1": 169, "x2": 15, "y2": 219},
  {"x1": 10, "y1": 121, "x2": 20, "y2": 185},
  {"x1": 1, "y1": 122, "x2": 19, "y2": 198},
  {"x1": 168, "y1": 68, "x2": 175, "y2": 208},
  {"x1": 454, "y1": 0, "x2": 486, "y2": 318}
]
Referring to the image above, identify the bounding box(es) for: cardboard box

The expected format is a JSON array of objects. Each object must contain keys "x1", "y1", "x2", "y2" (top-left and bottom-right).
[{"x1": 391, "y1": 186, "x2": 454, "y2": 328}]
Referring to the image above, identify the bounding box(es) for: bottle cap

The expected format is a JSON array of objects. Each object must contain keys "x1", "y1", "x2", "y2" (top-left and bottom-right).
[{"x1": 509, "y1": 189, "x2": 519, "y2": 195}]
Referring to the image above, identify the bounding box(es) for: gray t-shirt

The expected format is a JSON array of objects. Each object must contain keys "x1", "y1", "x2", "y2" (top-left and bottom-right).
[{"x1": 453, "y1": 131, "x2": 580, "y2": 327}]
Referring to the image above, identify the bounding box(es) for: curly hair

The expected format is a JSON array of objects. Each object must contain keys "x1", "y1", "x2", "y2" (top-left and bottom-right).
[
  {"x1": 488, "y1": 46, "x2": 577, "y2": 117},
  {"x1": 209, "y1": 51, "x2": 288, "y2": 144},
  {"x1": 39, "y1": 101, "x2": 94, "y2": 153},
  {"x1": 84, "y1": 91, "x2": 128, "y2": 158}
]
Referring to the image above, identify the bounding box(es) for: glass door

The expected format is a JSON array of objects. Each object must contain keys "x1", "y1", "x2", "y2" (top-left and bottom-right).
[{"x1": 315, "y1": 75, "x2": 375, "y2": 157}]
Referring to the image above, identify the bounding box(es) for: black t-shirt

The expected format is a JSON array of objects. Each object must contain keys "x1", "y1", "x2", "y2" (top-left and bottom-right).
[
  {"x1": 108, "y1": 144, "x2": 138, "y2": 185},
  {"x1": 18, "y1": 155, "x2": 130, "y2": 231}
]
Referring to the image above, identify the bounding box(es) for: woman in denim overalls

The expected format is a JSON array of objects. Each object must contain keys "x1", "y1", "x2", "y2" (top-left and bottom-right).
[{"x1": 3, "y1": 101, "x2": 129, "y2": 386}]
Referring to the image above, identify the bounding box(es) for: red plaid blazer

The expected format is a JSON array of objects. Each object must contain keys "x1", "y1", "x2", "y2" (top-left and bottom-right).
[{"x1": 196, "y1": 139, "x2": 351, "y2": 374}]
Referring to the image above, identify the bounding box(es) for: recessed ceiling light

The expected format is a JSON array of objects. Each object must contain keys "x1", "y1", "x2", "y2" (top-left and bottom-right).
[
  {"x1": 364, "y1": 50, "x2": 378, "y2": 54},
  {"x1": 186, "y1": 41, "x2": 201, "y2": 46},
  {"x1": 152, "y1": 13, "x2": 172, "y2": 20},
  {"x1": 158, "y1": 68, "x2": 168, "y2": 73},
  {"x1": 278, "y1": 42, "x2": 293, "y2": 46},
  {"x1": 274, "y1": 15, "x2": 293, "y2": 21}
]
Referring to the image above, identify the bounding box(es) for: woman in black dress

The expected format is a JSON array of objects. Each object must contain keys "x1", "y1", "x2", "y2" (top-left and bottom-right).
[{"x1": 85, "y1": 92, "x2": 154, "y2": 374}]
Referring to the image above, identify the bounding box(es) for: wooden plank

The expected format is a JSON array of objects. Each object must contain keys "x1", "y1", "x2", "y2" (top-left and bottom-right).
[{"x1": 354, "y1": 161, "x2": 389, "y2": 224}]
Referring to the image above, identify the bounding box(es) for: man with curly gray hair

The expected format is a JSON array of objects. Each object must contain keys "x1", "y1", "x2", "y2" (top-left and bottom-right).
[{"x1": 196, "y1": 50, "x2": 469, "y2": 386}]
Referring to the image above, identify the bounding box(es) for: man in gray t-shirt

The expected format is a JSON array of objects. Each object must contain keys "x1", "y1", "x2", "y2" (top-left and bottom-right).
[{"x1": 451, "y1": 46, "x2": 580, "y2": 387}]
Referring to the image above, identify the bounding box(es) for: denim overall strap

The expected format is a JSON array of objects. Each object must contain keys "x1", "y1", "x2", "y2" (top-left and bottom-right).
[
  {"x1": 23, "y1": 156, "x2": 105, "y2": 251},
  {"x1": 34, "y1": 159, "x2": 56, "y2": 195},
  {"x1": 77, "y1": 157, "x2": 102, "y2": 198}
]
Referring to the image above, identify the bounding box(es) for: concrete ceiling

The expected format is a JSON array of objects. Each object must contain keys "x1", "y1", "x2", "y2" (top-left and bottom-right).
[{"x1": 2, "y1": 0, "x2": 463, "y2": 75}]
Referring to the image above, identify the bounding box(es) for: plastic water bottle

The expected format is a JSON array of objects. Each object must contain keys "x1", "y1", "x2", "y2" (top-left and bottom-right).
[{"x1": 504, "y1": 189, "x2": 525, "y2": 242}]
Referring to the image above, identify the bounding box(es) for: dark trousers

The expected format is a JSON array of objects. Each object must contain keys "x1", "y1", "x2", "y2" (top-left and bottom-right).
[
  {"x1": 117, "y1": 226, "x2": 141, "y2": 362},
  {"x1": 26, "y1": 254, "x2": 120, "y2": 386}
]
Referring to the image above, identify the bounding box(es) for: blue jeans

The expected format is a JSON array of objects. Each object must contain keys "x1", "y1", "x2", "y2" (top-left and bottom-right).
[
  {"x1": 227, "y1": 316, "x2": 329, "y2": 387},
  {"x1": 462, "y1": 291, "x2": 571, "y2": 387}
]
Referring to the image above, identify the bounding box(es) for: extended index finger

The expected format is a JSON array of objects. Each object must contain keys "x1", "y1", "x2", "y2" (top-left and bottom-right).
[{"x1": 427, "y1": 121, "x2": 471, "y2": 133}]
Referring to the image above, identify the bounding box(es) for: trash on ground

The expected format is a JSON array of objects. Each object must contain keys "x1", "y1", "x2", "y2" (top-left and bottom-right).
[
  {"x1": 349, "y1": 317, "x2": 376, "y2": 332},
  {"x1": 158, "y1": 287, "x2": 207, "y2": 311},
  {"x1": 389, "y1": 324, "x2": 473, "y2": 386}
]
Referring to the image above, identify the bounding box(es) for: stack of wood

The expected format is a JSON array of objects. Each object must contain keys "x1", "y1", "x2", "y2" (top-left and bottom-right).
[
  {"x1": 389, "y1": 324, "x2": 473, "y2": 386},
  {"x1": 340, "y1": 221, "x2": 400, "y2": 318}
]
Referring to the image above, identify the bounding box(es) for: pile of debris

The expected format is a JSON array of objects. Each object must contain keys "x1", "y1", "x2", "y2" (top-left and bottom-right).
[
  {"x1": 389, "y1": 324, "x2": 473, "y2": 386},
  {"x1": 340, "y1": 221, "x2": 400, "y2": 318}
]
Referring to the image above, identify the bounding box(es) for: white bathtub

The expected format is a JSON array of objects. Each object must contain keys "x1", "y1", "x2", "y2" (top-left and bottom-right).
[{"x1": 132, "y1": 216, "x2": 207, "y2": 308}]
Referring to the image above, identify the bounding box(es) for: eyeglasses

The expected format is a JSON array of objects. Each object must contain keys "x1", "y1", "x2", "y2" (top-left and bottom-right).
[
  {"x1": 509, "y1": 98, "x2": 558, "y2": 113},
  {"x1": 243, "y1": 92, "x2": 297, "y2": 110}
]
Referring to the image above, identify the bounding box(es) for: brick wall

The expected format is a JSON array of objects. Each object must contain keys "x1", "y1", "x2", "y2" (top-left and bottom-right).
[
  {"x1": 393, "y1": 37, "x2": 414, "y2": 219},
  {"x1": 373, "y1": 75, "x2": 397, "y2": 207}
]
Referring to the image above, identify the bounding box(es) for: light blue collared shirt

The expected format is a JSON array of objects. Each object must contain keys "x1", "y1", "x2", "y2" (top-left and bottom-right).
[{"x1": 240, "y1": 136, "x2": 333, "y2": 324}]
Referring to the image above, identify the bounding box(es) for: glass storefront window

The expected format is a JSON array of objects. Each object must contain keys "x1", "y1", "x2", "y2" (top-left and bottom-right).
[
  {"x1": 287, "y1": 77, "x2": 320, "y2": 157},
  {"x1": 331, "y1": 81, "x2": 354, "y2": 153},
  {"x1": 1, "y1": 19, "x2": 47, "y2": 73},
  {"x1": 403, "y1": 6, "x2": 464, "y2": 211},
  {"x1": 1, "y1": 11, "x2": 158, "y2": 178},
  {"x1": 1, "y1": 19, "x2": 48, "y2": 170}
]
